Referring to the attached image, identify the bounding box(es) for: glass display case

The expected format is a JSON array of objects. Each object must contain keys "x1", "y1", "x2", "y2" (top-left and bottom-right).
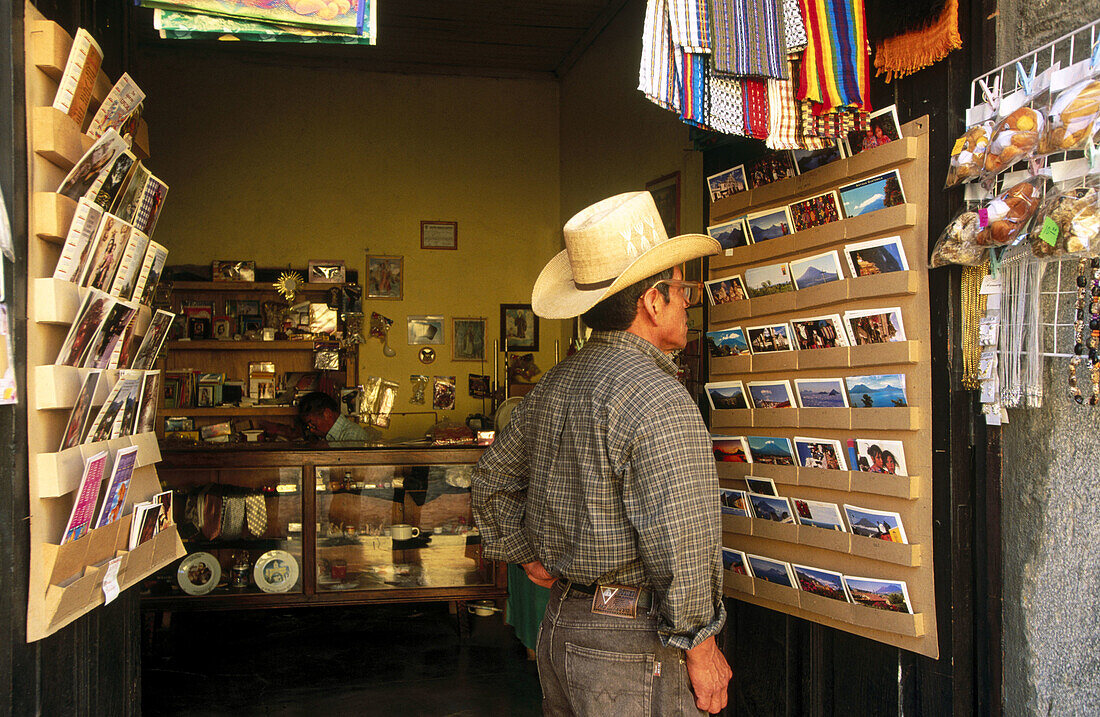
[{"x1": 142, "y1": 447, "x2": 506, "y2": 609}]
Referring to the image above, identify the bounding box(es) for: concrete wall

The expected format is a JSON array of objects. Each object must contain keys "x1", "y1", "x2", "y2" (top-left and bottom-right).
[
  {"x1": 996, "y1": 4, "x2": 1100, "y2": 714},
  {"x1": 137, "y1": 52, "x2": 563, "y2": 440}
]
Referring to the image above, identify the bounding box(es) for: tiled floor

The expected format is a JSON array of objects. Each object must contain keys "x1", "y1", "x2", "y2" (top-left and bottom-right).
[{"x1": 142, "y1": 603, "x2": 543, "y2": 716}]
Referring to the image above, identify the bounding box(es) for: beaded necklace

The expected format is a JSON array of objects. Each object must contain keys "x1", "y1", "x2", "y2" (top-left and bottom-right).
[{"x1": 1070, "y1": 257, "x2": 1089, "y2": 404}]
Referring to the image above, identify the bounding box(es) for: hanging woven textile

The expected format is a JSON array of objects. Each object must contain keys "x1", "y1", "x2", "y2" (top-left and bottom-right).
[
  {"x1": 710, "y1": 0, "x2": 788, "y2": 79},
  {"x1": 797, "y1": 0, "x2": 871, "y2": 114},
  {"x1": 639, "y1": 0, "x2": 681, "y2": 112},
  {"x1": 782, "y1": 0, "x2": 808, "y2": 51},
  {"x1": 871, "y1": 0, "x2": 961, "y2": 82}
]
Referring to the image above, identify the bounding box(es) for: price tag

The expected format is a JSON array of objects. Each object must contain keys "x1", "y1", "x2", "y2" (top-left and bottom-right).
[
  {"x1": 1039, "y1": 216, "x2": 1060, "y2": 246},
  {"x1": 979, "y1": 275, "x2": 1003, "y2": 295},
  {"x1": 951, "y1": 136, "x2": 967, "y2": 156},
  {"x1": 103, "y1": 556, "x2": 123, "y2": 605},
  {"x1": 977, "y1": 207, "x2": 989, "y2": 229}
]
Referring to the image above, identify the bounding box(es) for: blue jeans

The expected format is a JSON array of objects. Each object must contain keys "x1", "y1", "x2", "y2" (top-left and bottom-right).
[{"x1": 536, "y1": 581, "x2": 707, "y2": 716}]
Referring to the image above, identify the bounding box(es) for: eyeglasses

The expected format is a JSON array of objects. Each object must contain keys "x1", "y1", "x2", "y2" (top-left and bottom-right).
[{"x1": 650, "y1": 279, "x2": 705, "y2": 306}]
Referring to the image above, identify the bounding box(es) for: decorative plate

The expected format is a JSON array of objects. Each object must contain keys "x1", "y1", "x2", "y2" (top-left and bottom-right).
[
  {"x1": 253, "y1": 549, "x2": 300, "y2": 593},
  {"x1": 177, "y1": 551, "x2": 221, "y2": 596}
]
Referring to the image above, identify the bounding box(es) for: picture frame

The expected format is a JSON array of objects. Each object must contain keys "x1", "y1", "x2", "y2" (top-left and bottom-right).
[
  {"x1": 366, "y1": 254, "x2": 403, "y2": 300},
  {"x1": 704, "y1": 275, "x2": 747, "y2": 305},
  {"x1": 787, "y1": 191, "x2": 843, "y2": 232},
  {"x1": 711, "y1": 435, "x2": 751, "y2": 463},
  {"x1": 706, "y1": 165, "x2": 747, "y2": 203},
  {"x1": 212, "y1": 316, "x2": 232, "y2": 340},
  {"x1": 843, "y1": 235, "x2": 909, "y2": 278},
  {"x1": 704, "y1": 380, "x2": 749, "y2": 411},
  {"x1": 746, "y1": 379, "x2": 796, "y2": 409},
  {"x1": 745, "y1": 206, "x2": 793, "y2": 244},
  {"x1": 646, "y1": 171, "x2": 681, "y2": 237},
  {"x1": 500, "y1": 303, "x2": 539, "y2": 351},
  {"x1": 307, "y1": 260, "x2": 346, "y2": 284},
  {"x1": 420, "y1": 221, "x2": 458, "y2": 250},
  {"x1": 845, "y1": 104, "x2": 902, "y2": 156},
  {"x1": 452, "y1": 317, "x2": 487, "y2": 361},
  {"x1": 407, "y1": 315, "x2": 446, "y2": 345},
  {"x1": 212, "y1": 260, "x2": 255, "y2": 282},
  {"x1": 788, "y1": 250, "x2": 845, "y2": 290},
  {"x1": 707, "y1": 216, "x2": 750, "y2": 252},
  {"x1": 837, "y1": 169, "x2": 906, "y2": 218}
]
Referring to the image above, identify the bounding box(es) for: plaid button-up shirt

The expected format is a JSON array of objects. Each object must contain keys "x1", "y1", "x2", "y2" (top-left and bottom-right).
[{"x1": 472, "y1": 330, "x2": 725, "y2": 650}]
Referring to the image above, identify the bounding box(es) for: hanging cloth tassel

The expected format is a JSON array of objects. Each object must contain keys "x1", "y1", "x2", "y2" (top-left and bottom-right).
[{"x1": 873, "y1": 0, "x2": 961, "y2": 82}]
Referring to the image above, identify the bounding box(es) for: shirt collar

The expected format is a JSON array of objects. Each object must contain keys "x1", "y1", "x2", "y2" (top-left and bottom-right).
[{"x1": 588, "y1": 330, "x2": 680, "y2": 378}]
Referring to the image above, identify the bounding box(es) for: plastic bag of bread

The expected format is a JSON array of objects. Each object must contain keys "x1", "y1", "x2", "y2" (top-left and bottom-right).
[
  {"x1": 929, "y1": 204, "x2": 987, "y2": 268},
  {"x1": 984, "y1": 106, "x2": 1045, "y2": 175},
  {"x1": 1040, "y1": 79, "x2": 1100, "y2": 153},
  {"x1": 945, "y1": 121, "x2": 993, "y2": 187},
  {"x1": 1028, "y1": 185, "x2": 1100, "y2": 256},
  {"x1": 974, "y1": 176, "x2": 1047, "y2": 246}
]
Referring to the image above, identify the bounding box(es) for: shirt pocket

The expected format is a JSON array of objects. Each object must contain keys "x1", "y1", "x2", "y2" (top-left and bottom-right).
[{"x1": 564, "y1": 642, "x2": 653, "y2": 716}]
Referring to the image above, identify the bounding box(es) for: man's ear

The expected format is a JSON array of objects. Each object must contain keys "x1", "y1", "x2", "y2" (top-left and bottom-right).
[{"x1": 638, "y1": 288, "x2": 661, "y2": 325}]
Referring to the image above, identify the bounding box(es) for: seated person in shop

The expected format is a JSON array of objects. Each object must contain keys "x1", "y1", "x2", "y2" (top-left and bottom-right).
[{"x1": 260, "y1": 391, "x2": 379, "y2": 442}]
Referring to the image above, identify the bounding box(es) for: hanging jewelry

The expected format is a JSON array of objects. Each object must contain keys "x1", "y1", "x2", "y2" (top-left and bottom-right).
[
  {"x1": 1090, "y1": 256, "x2": 1100, "y2": 405},
  {"x1": 1070, "y1": 257, "x2": 1089, "y2": 404},
  {"x1": 961, "y1": 262, "x2": 989, "y2": 390}
]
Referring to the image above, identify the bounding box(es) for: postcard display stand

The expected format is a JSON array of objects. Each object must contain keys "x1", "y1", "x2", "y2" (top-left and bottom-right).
[
  {"x1": 22, "y1": 7, "x2": 184, "y2": 642},
  {"x1": 708, "y1": 118, "x2": 938, "y2": 657}
]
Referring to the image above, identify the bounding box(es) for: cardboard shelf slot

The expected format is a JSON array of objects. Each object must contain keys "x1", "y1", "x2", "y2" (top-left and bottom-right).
[
  {"x1": 751, "y1": 519, "x2": 799, "y2": 543},
  {"x1": 750, "y1": 351, "x2": 797, "y2": 373},
  {"x1": 847, "y1": 270, "x2": 920, "y2": 301},
  {"x1": 34, "y1": 192, "x2": 77, "y2": 244},
  {"x1": 723, "y1": 570, "x2": 754, "y2": 597},
  {"x1": 796, "y1": 466, "x2": 851, "y2": 491},
  {"x1": 849, "y1": 407, "x2": 922, "y2": 431},
  {"x1": 33, "y1": 277, "x2": 82, "y2": 324},
  {"x1": 849, "y1": 535, "x2": 921, "y2": 567},
  {"x1": 32, "y1": 105, "x2": 92, "y2": 169},
  {"x1": 751, "y1": 578, "x2": 800, "y2": 606},
  {"x1": 34, "y1": 432, "x2": 161, "y2": 498},
  {"x1": 796, "y1": 407, "x2": 852, "y2": 430},
  {"x1": 721, "y1": 515, "x2": 752, "y2": 535},
  {"x1": 848, "y1": 471, "x2": 920, "y2": 499},
  {"x1": 29, "y1": 20, "x2": 111, "y2": 104},
  {"x1": 751, "y1": 407, "x2": 800, "y2": 428},
  {"x1": 795, "y1": 524, "x2": 851, "y2": 552},
  {"x1": 709, "y1": 299, "x2": 753, "y2": 325},
  {"x1": 715, "y1": 461, "x2": 755, "y2": 481},
  {"x1": 709, "y1": 353, "x2": 751, "y2": 376},
  {"x1": 848, "y1": 605, "x2": 925, "y2": 637},
  {"x1": 796, "y1": 346, "x2": 850, "y2": 370},
  {"x1": 745, "y1": 290, "x2": 798, "y2": 316},
  {"x1": 847, "y1": 341, "x2": 920, "y2": 367},
  {"x1": 797, "y1": 590, "x2": 856, "y2": 621},
  {"x1": 33, "y1": 365, "x2": 119, "y2": 410},
  {"x1": 710, "y1": 408, "x2": 753, "y2": 431},
  {"x1": 733, "y1": 462, "x2": 797, "y2": 484}
]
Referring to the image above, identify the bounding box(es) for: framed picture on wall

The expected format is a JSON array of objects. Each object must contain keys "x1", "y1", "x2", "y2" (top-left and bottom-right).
[
  {"x1": 407, "y1": 315, "x2": 445, "y2": 345},
  {"x1": 366, "y1": 254, "x2": 403, "y2": 299},
  {"x1": 308, "y1": 260, "x2": 346, "y2": 284},
  {"x1": 453, "y1": 317, "x2": 487, "y2": 361},
  {"x1": 421, "y1": 221, "x2": 458, "y2": 250},
  {"x1": 646, "y1": 171, "x2": 680, "y2": 237},
  {"x1": 500, "y1": 303, "x2": 539, "y2": 351}
]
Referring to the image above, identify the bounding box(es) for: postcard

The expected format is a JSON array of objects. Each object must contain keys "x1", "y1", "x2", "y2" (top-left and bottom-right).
[
  {"x1": 94, "y1": 445, "x2": 139, "y2": 529},
  {"x1": 60, "y1": 450, "x2": 109, "y2": 544},
  {"x1": 788, "y1": 191, "x2": 843, "y2": 232},
  {"x1": 59, "y1": 370, "x2": 101, "y2": 451},
  {"x1": 749, "y1": 494, "x2": 795, "y2": 523},
  {"x1": 837, "y1": 169, "x2": 906, "y2": 218},
  {"x1": 746, "y1": 554, "x2": 797, "y2": 588},
  {"x1": 790, "y1": 314, "x2": 849, "y2": 350},
  {"x1": 743, "y1": 263, "x2": 793, "y2": 298},
  {"x1": 82, "y1": 300, "x2": 138, "y2": 369},
  {"x1": 745, "y1": 476, "x2": 778, "y2": 496},
  {"x1": 722, "y1": 547, "x2": 750, "y2": 575},
  {"x1": 844, "y1": 504, "x2": 909, "y2": 543},
  {"x1": 128, "y1": 502, "x2": 162, "y2": 550},
  {"x1": 705, "y1": 275, "x2": 747, "y2": 305},
  {"x1": 746, "y1": 436, "x2": 796, "y2": 465},
  {"x1": 789, "y1": 250, "x2": 845, "y2": 291},
  {"x1": 794, "y1": 377, "x2": 849, "y2": 408},
  {"x1": 843, "y1": 235, "x2": 909, "y2": 277},
  {"x1": 842, "y1": 574, "x2": 914, "y2": 613},
  {"x1": 845, "y1": 373, "x2": 908, "y2": 408},
  {"x1": 793, "y1": 436, "x2": 848, "y2": 470},
  {"x1": 792, "y1": 563, "x2": 851, "y2": 601},
  {"x1": 84, "y1": 376, "x2": 137, "y2": 444},
  {"x1": 720, "y1": 488, "x2": 750, "y2": 517},
  {"x1": 792, "y1": 499, "x2": 847, "y2": 532},
  {"x1": 791, "y1": 141, "x2": 845, "y2": 174},
  {"x1": 56, "y1": 289, "x2": 116, "y2": 367},
  {"x1": 705, "y1": 380, "x2": 749, "y2": 410},
  {"x1": 135, "y1": 371, "x2": 161, "y2": 434},
  {"x1": 845, "y1": 105, "x2": 902, "y2": 156},
  {"x1": 747, "y1": 152, "x2": 797, "y2": 187},
  {"x1": 130, "y1": 309, "x2": 176, "y2": 370},
  {"x1": 747, "y1": 379, "x2": 795, "y2": 409},
  {"x1": 56, "y1": 129, "x2": 128, "y2": 202},
  {"x1": 707, "y1": 216, "x2": 750, "y2": 252},
  {"x1": 712, "y1": 435, "x2": 752, "y2": 463},
  {"x1": 745, "y1": 323, "x2": 793, "y2": 353},
  {"x1": 745, "y1": 207, "x2": 793, "y2": 244},
  {"x1": 80, "y1": 213, "x2": 133, "y2": 293},
  {"x1": 707, "y1": 165, "x2": 748, "y2": 203},
  {"x1": 706, "y1": 327, "x2": 750, "y2": 358},
  {"x1": 853, "y1": 438, "x2": 909, "y2": 475},
  {"x1": 843, "y1": 307, "x2": 907, "y2": 345}
]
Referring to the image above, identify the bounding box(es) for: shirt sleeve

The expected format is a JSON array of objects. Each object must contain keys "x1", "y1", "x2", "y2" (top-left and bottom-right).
[
  {"x1": 471, "y1": 404, "x2": 538, "y2": 566},
  {"x1": 621, "y1": 397, "x2": 726, "y2": 651}
]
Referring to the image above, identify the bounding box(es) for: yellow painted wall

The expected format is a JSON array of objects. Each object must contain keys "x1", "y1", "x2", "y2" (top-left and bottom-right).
[{"x1": 138, "y1": 51, "x2": 564, "y2": 440}]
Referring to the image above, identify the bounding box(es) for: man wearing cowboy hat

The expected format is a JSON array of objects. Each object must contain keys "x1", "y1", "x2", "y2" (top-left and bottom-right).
[{"x1": 472, "y1": 191, "x2": 731, "y2": 715}]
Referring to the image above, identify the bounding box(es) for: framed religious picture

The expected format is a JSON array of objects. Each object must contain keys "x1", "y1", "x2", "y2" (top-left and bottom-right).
[
  {"x1": 366, "y1": 254, "x2": 403, "y2": 299},
  {"x1": 646, "y1": 171, "x2": 680, "y2": 237},
  {"x1": 307, "y1": 260, "x2": 346, "y2": 284},
  {"x1": 500, "y1": 303, "x2": 539, "y2": 351},
  {"x1": 453, "y1": 317, "x2": 487, "y2": 361},
  {"x1": 407, "y1": 315, "x2": 445, "y2": 345},
  {"x1": 421, "y1": 221, "x2": 458, "y2": 250}
]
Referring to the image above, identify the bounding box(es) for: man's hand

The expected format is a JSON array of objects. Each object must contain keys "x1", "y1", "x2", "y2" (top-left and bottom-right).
[
  {"x1": 684, "y1": 635, "x2": 732, "y2": 714},
  {"x1": 521, "y1": 560, "x2": 556, "y2": 589}
]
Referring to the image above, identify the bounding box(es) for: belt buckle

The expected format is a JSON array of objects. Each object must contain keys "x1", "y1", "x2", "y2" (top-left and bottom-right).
[{"x1": 590, "y1": 584, "x2": 640, "y2": 618}]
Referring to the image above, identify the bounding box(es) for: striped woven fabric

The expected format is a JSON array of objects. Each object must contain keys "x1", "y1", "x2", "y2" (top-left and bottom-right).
[
  {"x1": 797, "y1": 0, "x2": 870, "y2": 113},
  {"x1": 639, "y1": 0, "x2": 680, "y2": 111},
  {"x1": 783, "y1": 0, "x2": 808, "y2": 51},
  {"x1": 680, "y1": 51, "x2": 710, "y2": 125},
  {"x1": 710, "y1": 0, "x2": 788, "y2": 79},
  {"x1": 742, "y1": 79, "x2": 770, "y2": 139},
  {"x1": 669, "y1": 0, "x2": 712, "y2": 53},
  {"x1": 766, "y1": 56, "x2": 801, "y2": 149}
]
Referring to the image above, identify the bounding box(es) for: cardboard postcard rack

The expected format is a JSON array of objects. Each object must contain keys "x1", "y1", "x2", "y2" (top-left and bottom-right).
[
  {"x1": 23, "y1": 5, "x2": 176, "y2": 642},
  {"x1": 708, "y1": 117, "x2": 939, "y2": 658}
]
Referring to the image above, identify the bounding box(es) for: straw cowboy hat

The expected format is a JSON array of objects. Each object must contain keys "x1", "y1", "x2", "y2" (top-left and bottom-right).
[{"x1": 532, "y1": 191, "x2": 720, "y2": 319}]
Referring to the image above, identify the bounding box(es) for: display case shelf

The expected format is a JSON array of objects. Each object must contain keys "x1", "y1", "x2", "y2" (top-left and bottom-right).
[
  {"x1": 715, "y1": 462, "x2": 920, "y2": 500},
  {"x1": 33, "y1": 191, "x2": 77, "y2": 244},
  {"x1": 720, "y1": 515, "x2": 920, "y2": 567},
  {"x1": 167, "y1": 340, "x2": 318, "y2": 351},
  {"x1": 710, "y1": 271, "x2": 920, "y2": 324},
  {"x1": 711, "y1": 406, "x2": 922, "y2": 432}
]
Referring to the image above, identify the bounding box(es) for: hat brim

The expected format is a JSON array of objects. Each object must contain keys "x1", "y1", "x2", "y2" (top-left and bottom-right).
[{"x1": 531, "y1": 233, "x2": 720, "y2": 320}]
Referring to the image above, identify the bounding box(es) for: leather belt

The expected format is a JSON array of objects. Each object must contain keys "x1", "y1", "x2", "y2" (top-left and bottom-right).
[{"x1": 564, "y1": 581, "x2": 655, "y2": 610}]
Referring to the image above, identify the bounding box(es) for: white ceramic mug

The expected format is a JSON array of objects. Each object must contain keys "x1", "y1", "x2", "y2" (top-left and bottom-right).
[{"x1": 390, "y1": 524, "x2": 420, "y2": 540}]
